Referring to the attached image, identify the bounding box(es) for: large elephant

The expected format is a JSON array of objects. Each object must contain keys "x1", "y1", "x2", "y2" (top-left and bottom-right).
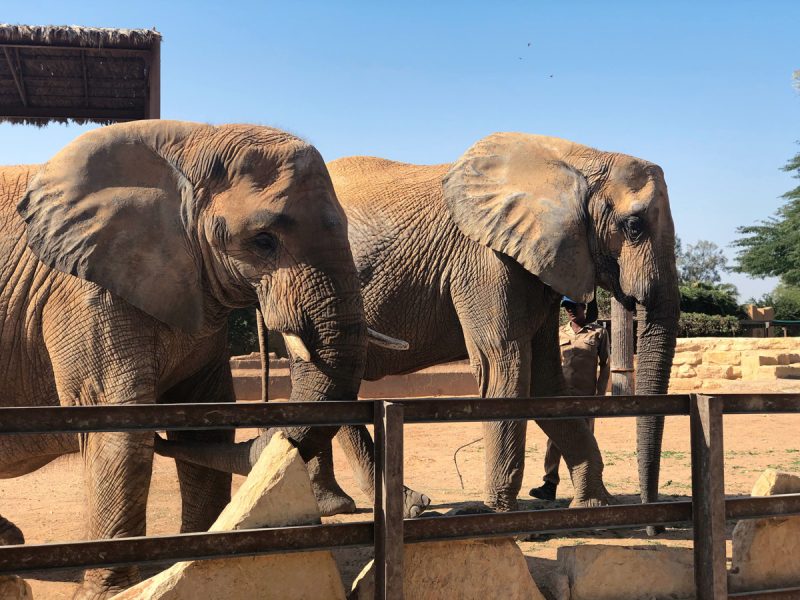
[
  {"x1": 162, "y1": 132, "x2": 679, "y2": 515},
  {"x1": 0, "y1": 120, "x2": 402, "y2": 599}
]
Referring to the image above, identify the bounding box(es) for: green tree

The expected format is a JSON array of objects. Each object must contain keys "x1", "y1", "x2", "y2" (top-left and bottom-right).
[
  {"x1": 676, "y1": 237, "x2": 728, "y2": 285},
  {"x1": 733, "y1": 148, "x2": 800, "y2": 285}
]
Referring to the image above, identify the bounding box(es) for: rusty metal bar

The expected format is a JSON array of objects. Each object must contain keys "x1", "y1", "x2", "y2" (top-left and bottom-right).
[
  {"x1": 691, "y1": 394, "x2": 728, "y2": 599},
  {"x1": 4, "y1": 494, "x2": 799, "y2": 577},
  {"x1": 0, "y1": 402, "x2": 374, "y2": 434},
  {"x1": 0, "y1": 522, "x2": 373, "y2": 574},
  {"x1": 0, "y1": 396, "x2": 693, "y2": 435},
  {"x1": 374, "y1": 402, "x2": 405, "y2": 599},
  {"x1": 726, "y1": 494, "x2": 800, "y2": 519},
  {"x1": 0, "y1": 501, "x2": 692, "y2": 575},
  {"x1": 722, "y1": 394, "x2": 800, "y2": 414},
  {"x1": 729, "y1": 588, "x2": 800, "y2": 598}
]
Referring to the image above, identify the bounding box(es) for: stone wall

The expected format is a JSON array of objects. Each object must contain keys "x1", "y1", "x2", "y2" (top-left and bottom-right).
[{"x1": 669, "y1": 337, "x2": 800, "y2": 393}]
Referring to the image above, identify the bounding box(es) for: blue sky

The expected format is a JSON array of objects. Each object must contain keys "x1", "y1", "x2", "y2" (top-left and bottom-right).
[{"x1": 3, "y1": 1, "x2": 798, "y2": 299}]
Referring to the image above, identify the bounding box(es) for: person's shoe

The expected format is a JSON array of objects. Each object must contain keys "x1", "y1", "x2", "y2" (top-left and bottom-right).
[{"x1": 529, "y1": 481, "x2": 557, "y2": 501}]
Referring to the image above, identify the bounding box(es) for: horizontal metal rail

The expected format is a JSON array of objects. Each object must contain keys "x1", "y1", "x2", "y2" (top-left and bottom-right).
[
  {"x1": 2, "y1": 393, "x2": 800, "y2": 435},
  {"x1": 2, "y1": 494, "x2": 799, "y2": 576}
]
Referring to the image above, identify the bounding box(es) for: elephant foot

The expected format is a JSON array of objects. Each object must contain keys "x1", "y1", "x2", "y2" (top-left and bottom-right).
[
  {"x1": 312, "y1": 479, "x2": 357, "y2": 517},
  {"x1": 0, "y1": 516, "x2": 23, "y2": 545},
  {"x1": 76, "y1": 567, "x2": 139, "y2": 600},
  {"x1": 484, "y1": 494, "x2": 519, "y2": 513},
  {"x1": 403, "y1": 487, "x2": 431, "y2": 518},
  {"x1": 568, "y1": 489, "x2": 615, "y2": 508}
]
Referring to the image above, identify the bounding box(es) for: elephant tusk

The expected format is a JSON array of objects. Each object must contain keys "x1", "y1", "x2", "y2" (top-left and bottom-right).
[
  {"x1": 282, "y1": 332, "x2": 311, "y2": 362},
  {"x1": 367, "y1": 328, "x2": 410, "y2": 351}
]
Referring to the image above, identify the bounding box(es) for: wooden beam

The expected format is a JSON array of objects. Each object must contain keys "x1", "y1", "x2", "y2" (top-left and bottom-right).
[
  {"x1": 3, "y1": 47, "x2": 27, "y2": 106},
  {"x1": 0, "y1": 106, "x2": 143, "y2": 121},
  {"x1": 80, "y1": 50, "x2": 89, "y2": 108},
  {"x1": 690, "y1": 394, "x2": 728, "y2": 599},
  {"x1": 0, "y1": 43, "x2": 153, "y2": 55},
  {"x1": 145, "y1": 38, "x2": 160, "y2": 119},
  {"x1": 610, "y1": 299, "x2": 634, "y2": 395}
]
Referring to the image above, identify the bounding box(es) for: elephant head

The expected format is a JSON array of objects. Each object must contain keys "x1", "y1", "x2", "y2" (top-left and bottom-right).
[
  {"x1": 17, "y1": 121, "x2": 399, "y2": 431},
  {"x1": 444, "y1": 132, "x2": 679, "y2": 509}
]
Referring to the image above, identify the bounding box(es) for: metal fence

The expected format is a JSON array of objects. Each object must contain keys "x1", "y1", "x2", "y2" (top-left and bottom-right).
[{"x1": 1, "y1": 393, "x2": 800, "y2": 599}]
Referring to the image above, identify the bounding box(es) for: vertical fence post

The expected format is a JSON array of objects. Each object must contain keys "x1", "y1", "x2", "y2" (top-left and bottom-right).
[
  {"x1": 611, "y1": 299, "x2": 635, "y2": 395},
  {"x1": 374, "y1": 401, "x2": 404, "y2": 600},
  {"x1": 690, "y1": 393, "x2": 727, "y2": 599}
]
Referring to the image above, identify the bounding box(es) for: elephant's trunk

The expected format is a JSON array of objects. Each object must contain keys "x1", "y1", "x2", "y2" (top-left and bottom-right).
[
  {"x1": 635, "y1": 281, "x2": 679, "y2": 508},
  {"x1": 154, "y1": 431, "x2": 272, "y2": 475}
]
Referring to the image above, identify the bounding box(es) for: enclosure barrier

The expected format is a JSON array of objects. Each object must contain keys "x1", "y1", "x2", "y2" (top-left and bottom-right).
[{"x1": 1, "y1": 394, "x2": 800, "y2": 599}]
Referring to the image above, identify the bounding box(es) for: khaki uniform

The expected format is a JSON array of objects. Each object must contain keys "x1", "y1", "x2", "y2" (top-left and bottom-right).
[{"x1": 542, "y1": 322, "x2": 610, "y2": 486}]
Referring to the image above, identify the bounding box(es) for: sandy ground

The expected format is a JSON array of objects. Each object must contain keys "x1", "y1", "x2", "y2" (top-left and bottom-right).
[{"x1": 3, "y1": 393, "x2": 800, "y2": 598}]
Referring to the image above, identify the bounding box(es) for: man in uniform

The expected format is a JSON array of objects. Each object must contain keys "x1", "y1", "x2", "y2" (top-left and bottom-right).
[{"x1": 529, "y1": 297, "x2": 610, "y2": 501}]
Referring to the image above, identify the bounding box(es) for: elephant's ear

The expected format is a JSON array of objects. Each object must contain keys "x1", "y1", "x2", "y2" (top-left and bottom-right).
[
  {"x1": 443, "y1": 132, "x2": 595, "y2": 302},
  {"x1": 17, "y1": 125, "x2": 205, "y2": 332}
]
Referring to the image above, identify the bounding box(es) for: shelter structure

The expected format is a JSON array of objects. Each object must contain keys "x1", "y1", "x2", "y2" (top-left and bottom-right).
[{"x1": 0, "y1": 24, "x2": 160, "y2": 125}]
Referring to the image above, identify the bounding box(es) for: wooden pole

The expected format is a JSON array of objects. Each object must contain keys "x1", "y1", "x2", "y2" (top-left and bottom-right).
[
  {"x1": 611, "y1": 299, "x2": 635, "y2": 395},
  {"x1": 690, "y1": 394, "x2": 727, "y2": 599},
  {"x1": 374, "y1": 401, "x2": 404, "y2": 600}
]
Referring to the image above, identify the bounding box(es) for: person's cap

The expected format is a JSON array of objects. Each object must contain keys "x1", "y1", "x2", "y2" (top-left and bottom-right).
[{"x1": 561, "y1": 296, "x2": 579, "y2": 307}]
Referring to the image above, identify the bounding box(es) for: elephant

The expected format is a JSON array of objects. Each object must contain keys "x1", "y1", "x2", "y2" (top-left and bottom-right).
[
  {"x1": 0, "y1": 120, "x2": 405, "y2": 599},
  {"x1": 160, "y1": 132, "x2": 679, "y2": 517}
]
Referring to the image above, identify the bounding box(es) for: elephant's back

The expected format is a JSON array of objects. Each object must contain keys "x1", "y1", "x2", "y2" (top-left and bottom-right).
[{"x1": 328, "y1": 157, "x2": 450, "y2": 211}]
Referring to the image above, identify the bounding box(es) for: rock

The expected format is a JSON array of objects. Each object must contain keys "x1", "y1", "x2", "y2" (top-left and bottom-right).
[
  {"x1": 730, "y1": 468, "x2": 800, "y2": 592},
  {"x1": 0, "y1": 576, "x2": 32, "y2": 599},
  {"x1": 751, "y1": 468, "x2": 800, "y2": 496},
  {"x1": 695, "y1": 364, "x2": 734, "y2": 380},
  {"x1": 672, "y1": 351, "x2": 703, "y2": 366},
  {"x1": 348, "y1": 538, "x2": 545, "y2": 600},
  {"x1": 730, "y1": 517, "x2": 800, "y2": 592},
  {"x1": 556, "y1": 544, "x2": 694, "y2": 600},
  {"x1": 113, "y1": 431, "x2": 345, "y2": 600},
  {"x1": 706, "y1": 351, "x2": 741, "y2": 366}
]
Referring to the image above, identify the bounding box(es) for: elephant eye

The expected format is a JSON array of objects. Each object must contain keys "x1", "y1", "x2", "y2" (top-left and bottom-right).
[
  {"x1": 252, "y1": 232, "x2": 279, "y2": 254},
  {"x1": 623, "y1": 215, "x2": 645, "y2": 243}
]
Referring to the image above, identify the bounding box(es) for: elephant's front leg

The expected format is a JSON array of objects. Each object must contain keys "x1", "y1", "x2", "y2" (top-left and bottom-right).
[
  {"x1": 161, "y1": 359, "x2": 235, "y2": 532},
  {"x1": 530, "y1": 306, "x2": 612, "y2": 507},
  {"x1": 77, "y1": 430, "x2": 154, "y2": 600}
]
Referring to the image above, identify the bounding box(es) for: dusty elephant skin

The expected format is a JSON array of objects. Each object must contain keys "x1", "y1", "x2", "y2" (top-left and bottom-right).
[
  {"x1": 159, "y1": 132, "x2": 680, "y2": 516},
  {"x1": 0, "y1": 121, "x2": 369, "y2": 599},
  {"x1": 319, "y1": 132, "x2": 680, "y2": 512}
]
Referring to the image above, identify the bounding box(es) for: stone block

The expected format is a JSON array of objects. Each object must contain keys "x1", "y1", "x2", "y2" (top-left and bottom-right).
[
  {"x1": 751, "y1": 468, "x2": 800, "y2": 497},
  {"x1": 705, "y1": 351, "x2": 741, "y2": 366},
  {"x1": 557, "y1": 544, "x2": 694, "y2": 600},
  {"x1": 729, "y1": 469, "x2": 800, "y2": 592},
  {"x1": 696, "y1": 364, "x2": 734, "y2": 380},
  {"x1": 348, "y1": 538, "x2": 545, "y2": 600},
  {"x1": 730, "y1": 516, "x2": 800, "y2": 592},
  {"x1": 113, "y1": 432, "x2": 345, "y2": 600},
  {"x1": 672, "y1": 351, "x2": 703, "y2": 366},
  {"x1": 775, "y1": 365, "x2": 800, "y2": 379},
  {"x1": 668, "y1": 378, "x2": 701, "y2": 391},
  {"x1": 0, "y1": 577, "x2": 32, "y2": 599},
  {"x1": 672, "y1": 364, "x2": 697, "y2": 378}
]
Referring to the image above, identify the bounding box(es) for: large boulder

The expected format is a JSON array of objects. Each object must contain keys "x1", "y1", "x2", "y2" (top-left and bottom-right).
[
  {"x1": 0, "y1": 576, "x2": 33, "y2": 599},
  {"x1": 729, "y1": 468, "x2": 800, "y2": 592},
  {"x1": 555, "y1": 544, "x2": 694, "y2": 600},
  {"x1": 349, "y1": 538, "x2": 545, "y2": 600},
  {"x1": 113, "y1": 431, "x2": 345, "y2": 600}
]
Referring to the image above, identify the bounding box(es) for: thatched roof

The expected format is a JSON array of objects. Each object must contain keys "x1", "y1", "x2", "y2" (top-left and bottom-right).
[{"x1": 0, "y1": 24, "x2": 161, "y2": 126}]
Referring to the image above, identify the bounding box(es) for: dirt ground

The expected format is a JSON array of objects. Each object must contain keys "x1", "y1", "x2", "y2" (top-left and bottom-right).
[{"x1": 4, "y1": 389, "x2": 800, "y2": 598}]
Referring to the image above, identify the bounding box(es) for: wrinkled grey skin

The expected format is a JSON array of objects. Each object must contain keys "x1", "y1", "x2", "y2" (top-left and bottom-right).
[
  {"x1": 0, "y1": 121, "x2": 367, "y2": 599},
  {"x1": 320, "y1": 133, "x2": 680, "y2": 513},
  {"x1": 161, "y1": 133, "x2": 679, "y2": 518}
]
